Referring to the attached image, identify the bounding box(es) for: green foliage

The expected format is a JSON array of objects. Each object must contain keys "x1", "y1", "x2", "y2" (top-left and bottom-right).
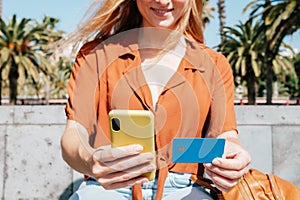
[
  {"x1": 202, "y1": 0, "x2": 215, "y2": 27},
  {"x1": 292, "y1": 52, "x2": 300, "y2": 97},
  {"x1": 244, "y1": 0, "x2": 300, "y2": 104},
  {"x1": 219, "y1": 1, "x2": 299, "y2": 102},
  {"x1": 219, "y1": 20, "x2": 264, "y2": 78},
  {"x1": 0, "y1": 15, "x2": 64, "y2": 104},
  {"x1": 50, "y1": 57, "x2": 72, "y2": 99},
  {"x1": 218, "y1": 20, "x2": 264, "y2": 104}
]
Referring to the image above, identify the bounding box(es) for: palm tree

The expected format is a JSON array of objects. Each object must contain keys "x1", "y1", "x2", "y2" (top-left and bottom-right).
[
  {"x1": 293, "y1": 53, "x2": 300, "y2": 98},
  {"x1": 37, "y1": 16, "x2": 63, "y2": 56},
  {"x1": 218, "y1": 20, "x2": 264, "y2": 104},
  {"x1": 245, "y1": 0, "x2": 300, "y2": 104},
  {"x1": 202, "y1": 0, "x2": 215, "y2": 28},
  {"x1": 218, "y1": 20, "x2": 295, "y2": 104},
  {"x1": 50, "y1": 57, "x2": 72, "y2": 99},
  {"x1": 273, "y1": 50, "x2": 298, "y2": 98},
  {"x1": 0, "y1": 15, "x2": 62, "y2": 104}
]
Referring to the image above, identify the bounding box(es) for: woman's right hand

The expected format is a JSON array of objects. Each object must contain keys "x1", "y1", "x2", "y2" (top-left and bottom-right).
[
  {"x1": 61, "y1": 120, "x2": 155, "y2": 190},
  {"x1": 89, "y1": 144, "x2": 156, "y2": 190}
]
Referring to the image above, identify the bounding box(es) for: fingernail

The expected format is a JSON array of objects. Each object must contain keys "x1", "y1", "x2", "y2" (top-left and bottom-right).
[
  {"x1": 213, "y1": 158, "x2": 221, "y2": 165},
  {"x1": 148, "y1": 164, "x2": 156, "y2": 171},
  {"x1": 136, "y1": 179, "x2": 148, "y2": 185},
  {"x1": 145, "y1": 153, "x2": 154, "y2": 161},
  {"x1": 204, "y1": 163, "x2": 212, "y2": 168},
  {"x1": 135, "y1": 145, "x2": 143, "y2": 152},
  {"x1": 142, "y1": 179, "x2": 149, "y2": 184}
]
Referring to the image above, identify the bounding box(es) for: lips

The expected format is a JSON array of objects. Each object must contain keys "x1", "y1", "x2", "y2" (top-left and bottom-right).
[{"x1": 150, "y1": 7, "x2": 174, "y2": 16}]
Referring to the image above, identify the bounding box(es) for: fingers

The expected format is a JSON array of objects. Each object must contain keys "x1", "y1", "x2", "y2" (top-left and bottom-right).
[
  {"x1": 91, "y1": 150, "x2": 154, "y2": 176},
  {"x1": 203, "y1": 142, "x2": 251, "y2": 192},
  {"x1": 104, "y1": 152, "x2": 155, "y2": 174},
  {"x1": 204, "y1": 162, "x2": 246, "y2": 180},
  {"x1": 93, "y1": 144, "x2": 144, "y2": 162},
  {"x1": 215, "y1": 141, "x2": 251, "y2": 172},
  {"x1": 89, "y1": 144, "x2": 156, "y2": 190},
  {"x1": 212, "y1": 154, "x2": 250, "y2": 172},
  {"x1": 205, "y1": 168, "x2": 239, "y2": 192},
  {"x1": 97, "y1": 162, "x2": 156, "y2": 190},
  {"x1": 102, "y1": 176, "x2": 149, "y2": 190}
]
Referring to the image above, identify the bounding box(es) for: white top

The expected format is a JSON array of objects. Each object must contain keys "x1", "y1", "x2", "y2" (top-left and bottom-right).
[{"x1": 141, "y1": 37, "x2": 186, "y2": 109}]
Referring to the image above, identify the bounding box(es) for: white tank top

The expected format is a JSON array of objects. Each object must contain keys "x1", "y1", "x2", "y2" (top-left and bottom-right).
[{"x1": 141, "y1": 37, "x2": 186, "y2": 109}]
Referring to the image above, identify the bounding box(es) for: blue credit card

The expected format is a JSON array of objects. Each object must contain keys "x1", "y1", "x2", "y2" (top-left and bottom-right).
[{"x1": 172, "y1": 138, "x2": 225, "y2": 163}]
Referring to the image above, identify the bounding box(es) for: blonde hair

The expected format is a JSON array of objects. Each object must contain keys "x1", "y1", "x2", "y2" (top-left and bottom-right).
[{"x1": 65, "y1": 0, "x2": 204, "y2": 47}]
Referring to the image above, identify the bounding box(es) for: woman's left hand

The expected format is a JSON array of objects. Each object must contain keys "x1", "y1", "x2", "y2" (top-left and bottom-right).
[{"x1": 204, "y1": 131, "x2": 251, "y2": 192}]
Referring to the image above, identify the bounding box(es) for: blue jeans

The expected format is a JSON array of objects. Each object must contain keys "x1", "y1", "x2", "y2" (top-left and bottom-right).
[{"x1": 69, "y1": 172, "x2": 213, "y2": 200}]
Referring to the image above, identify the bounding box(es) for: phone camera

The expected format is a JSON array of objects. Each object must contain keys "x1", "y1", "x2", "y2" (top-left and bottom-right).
[{"x1": 111, "y1": 118, "x2": 120, "y2": 131}]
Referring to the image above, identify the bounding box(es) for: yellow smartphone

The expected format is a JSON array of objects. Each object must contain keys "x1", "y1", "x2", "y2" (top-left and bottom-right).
[{"x1": 108, "y1": 109, "x2": 156, "y2": 181}]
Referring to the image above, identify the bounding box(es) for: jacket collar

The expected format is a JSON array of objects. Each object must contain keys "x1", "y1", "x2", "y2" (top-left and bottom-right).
[
  {"x1": 104, "y1": 33, "x2": 211, "y2": 111},
  {"x1": 117, "y1": 37, "x2": 208, "y2": 73}
]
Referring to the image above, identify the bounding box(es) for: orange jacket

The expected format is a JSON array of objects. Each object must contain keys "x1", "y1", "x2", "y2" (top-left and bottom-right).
[{"x1": 65, "y1": 31, "x2": 237, "y2": 199}]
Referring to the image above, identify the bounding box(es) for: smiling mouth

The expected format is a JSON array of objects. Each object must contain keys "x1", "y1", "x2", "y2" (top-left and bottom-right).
[{"x1": 150, "y1": 7, "x2": 174, "y2": 15}]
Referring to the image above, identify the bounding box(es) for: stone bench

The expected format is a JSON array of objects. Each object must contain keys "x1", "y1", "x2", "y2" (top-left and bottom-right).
[{"x1": 0, "y1": 106, "x2": 299, "y2": 199}]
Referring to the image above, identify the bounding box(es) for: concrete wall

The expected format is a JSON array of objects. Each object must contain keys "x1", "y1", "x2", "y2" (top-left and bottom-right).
[{"x1": 0, "y1": 105, "x2": 299, "y2": 199}]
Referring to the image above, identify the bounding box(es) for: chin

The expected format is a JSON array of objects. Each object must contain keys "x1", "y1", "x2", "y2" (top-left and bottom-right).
[{"x1": 154, "y1": 23, "x2": 176, "y2": 30}]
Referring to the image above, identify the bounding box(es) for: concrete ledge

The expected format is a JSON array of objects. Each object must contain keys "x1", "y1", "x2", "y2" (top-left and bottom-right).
[
  {"x1": 238, "y1": 125, "x2": 273, "y2": 173},
  {"x1": 272, "y1": 126, "x2": 300, "y2": 186},
  {"x1": 235, "y1": 106, "x2": 300, "y2": 125},
  {"x1": 0, "y1": 126, "x2": 6, "y2": 199},
  {"x1": 0, "y1": 105, "x2": 299, "y2": 199},
  {"x1": 0, "y1": 107, "x2": 14, "y2": 124},
  {"x1": 4, "y1": 125, "x2": 72, "y2": 199}
]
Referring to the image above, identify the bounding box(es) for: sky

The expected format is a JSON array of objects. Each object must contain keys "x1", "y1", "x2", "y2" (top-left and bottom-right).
[{"x1": 2, "y1": 0, "x2": 300, "y2": 51}]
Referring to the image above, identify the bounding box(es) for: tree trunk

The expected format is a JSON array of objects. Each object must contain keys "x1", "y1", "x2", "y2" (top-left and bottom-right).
[
  {"x1": 247, "y1": 78, "x2": 256, "y2": 105},
  {"x1": 246, "y1": 59, "x2": 256, "y2": 105},
  {"x1": 217, "y1": 0, "x2": 226, "y2": 43},
  {"x1": 8, "y1": 64, "x2": 19, "y2": 105},
  {"x1": 0, "y1": 68, "x2": 2, "y2": 105},
  {"x1": 0, "y1": 0, "x2": 2, "y2": 18},
  {"x1": 265, "y1": 50, "x2": 273, "y2": 105},
  {"x1": 263, "y1": 1, "x2": 298, "y2": 104},
  {"x1": 263, "y1": 0, "x2": 272, "y2": 105},
  {"x1": 0, "y1": 1, "x2": 2, "y2": 104}
]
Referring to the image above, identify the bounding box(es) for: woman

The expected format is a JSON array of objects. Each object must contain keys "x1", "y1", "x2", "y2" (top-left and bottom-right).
[{"x1": 61, "y1": 0, "x2": 251, "y2": 199}]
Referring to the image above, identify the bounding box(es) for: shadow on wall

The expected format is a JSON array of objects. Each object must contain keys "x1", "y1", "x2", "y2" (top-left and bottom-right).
[{"x1": 59, "y1": 178, "x2": 83, "y2": 200}]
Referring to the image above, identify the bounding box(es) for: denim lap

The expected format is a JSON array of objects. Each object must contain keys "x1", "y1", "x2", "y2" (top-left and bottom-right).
[
  {"x1": 69, "y1": 179, "x2": 130, "y2": 200},
  {"x1": 69, "y1": 172, "x2": 212, "y2": 200}
]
